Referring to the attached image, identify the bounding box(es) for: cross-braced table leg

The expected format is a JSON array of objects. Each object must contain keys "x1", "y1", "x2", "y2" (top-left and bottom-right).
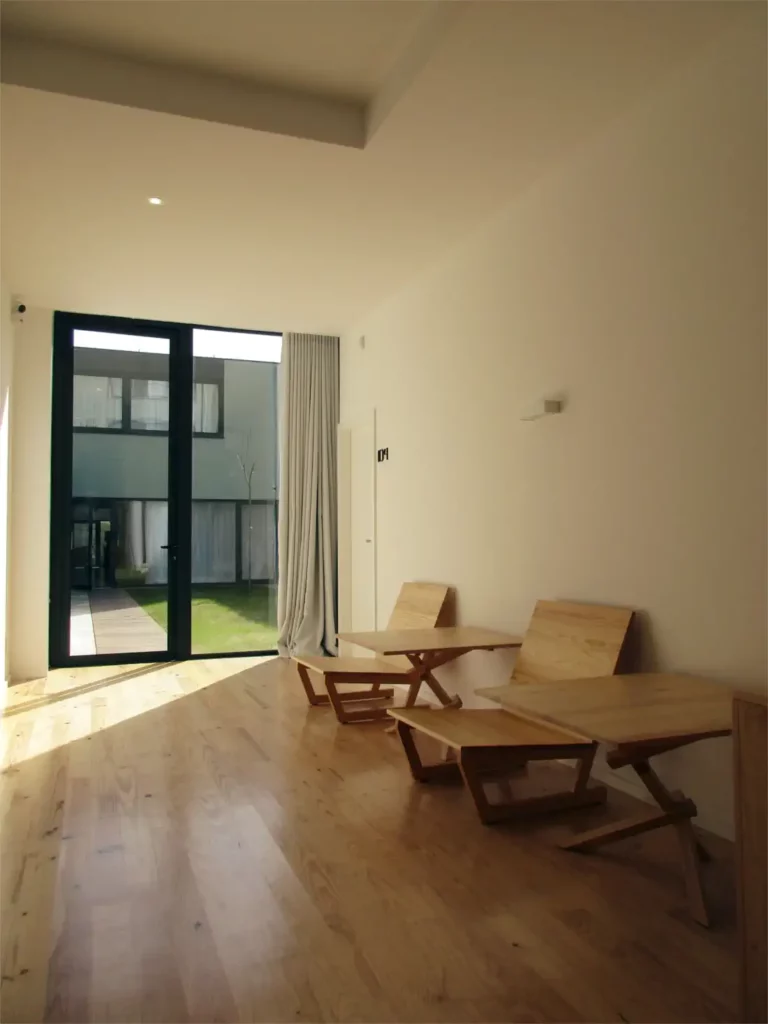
[
  {"x1": 403, "y1": 650, "x2": 465, "y2": 709},
  {"x1": 560, "y1": 747, "x2": 710, "y2": 926},
  {"x1": 383, "y1": 650, "x2": 464, "y2": 734}
]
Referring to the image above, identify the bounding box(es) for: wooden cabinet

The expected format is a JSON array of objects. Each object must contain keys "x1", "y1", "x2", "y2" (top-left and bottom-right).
[{"x1": 734, "y1": 690, "x2": 768, "y2": 1023}]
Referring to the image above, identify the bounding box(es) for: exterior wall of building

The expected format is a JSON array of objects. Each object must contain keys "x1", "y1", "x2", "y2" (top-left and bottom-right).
[{"x1": 72, "y1": 359, "x2": 277, "y2": 501}]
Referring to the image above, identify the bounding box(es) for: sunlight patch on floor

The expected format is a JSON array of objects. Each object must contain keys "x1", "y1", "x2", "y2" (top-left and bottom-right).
[{"x1": 1, "y1": 657, "x2": 272, "y2": 765}]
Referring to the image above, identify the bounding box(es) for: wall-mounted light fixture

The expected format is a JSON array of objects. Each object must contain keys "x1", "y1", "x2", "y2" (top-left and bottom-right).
[{"x1": 520, "y1": 398, "x2": 564, "y2": 422}]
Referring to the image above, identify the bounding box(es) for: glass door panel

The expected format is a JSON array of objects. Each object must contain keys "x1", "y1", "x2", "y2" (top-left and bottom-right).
[
  {"x1": 70, "y1": 518, "x2": 92, "y2": 590},
  {"x1": 67, "y1": 329, "x2": 170, "y2": 658},
  {"x1": 51, "y1": 314, "x2": 281, "y2": 666},
  {"x1": 190, "y1": 328, "x2": 280, "y2": 654}
]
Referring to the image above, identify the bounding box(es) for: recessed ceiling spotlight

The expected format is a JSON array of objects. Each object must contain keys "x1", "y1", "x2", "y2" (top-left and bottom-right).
[{"x1": 148, "y1": 196, "x2": 164, "y2": 206}]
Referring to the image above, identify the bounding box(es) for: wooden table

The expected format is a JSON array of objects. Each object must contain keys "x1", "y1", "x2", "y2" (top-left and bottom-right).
[
  {"x1": 478, "y1": 673, "x2": 733, "y2": 925},
  {"x1": 337, "y1": 626, "x2": 523, "y2": 711}
]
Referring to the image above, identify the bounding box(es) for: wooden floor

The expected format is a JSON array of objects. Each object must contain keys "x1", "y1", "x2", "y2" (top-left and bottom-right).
[{"x1": 1, "y1": 658, "x2": 739, "y2": 1023}]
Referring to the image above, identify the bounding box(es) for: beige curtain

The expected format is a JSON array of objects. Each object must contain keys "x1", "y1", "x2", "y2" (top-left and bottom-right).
[{"x1": 277, "y1": 333, "x2": 339, "y2": 656}]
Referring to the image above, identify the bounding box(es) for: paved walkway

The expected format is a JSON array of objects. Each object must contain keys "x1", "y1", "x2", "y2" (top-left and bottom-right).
[
  {"x1": 70, "y1": 588, "x2": 167, "y2": 657},
  {"x1": 69, "y1": 591, "x2": 96, "y2": 656}
]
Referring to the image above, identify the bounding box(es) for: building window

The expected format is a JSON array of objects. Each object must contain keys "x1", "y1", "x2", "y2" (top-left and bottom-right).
[
  {"x1": 193, "y1": 382, "x2": 220, "y2": 435},
  {"x1": 73, "y1": 375, "x2": 222, "y2": 435},
  {"x1": 131, "y1": 379, "x2": 169, "y2": 431},
  {"x1": 73, "y1": 375, "x2": 123, "y2": 429}
]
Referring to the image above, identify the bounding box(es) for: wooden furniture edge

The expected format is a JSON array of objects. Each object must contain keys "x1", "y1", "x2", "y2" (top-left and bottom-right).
[
  {"x1": 477, "y1": 686, "x2": 733, "y2": 747},
  {"x1": 394, "y1": 720, "x2": 604, "y2": 825},
  {"x1": 378, "y1": 640, "x2": 524, "y2": 655},
  {"x1": 733, "y1": 690, "x2": 767, "y2": 1022},
  {"x1": 292, "y1": 654, "x2": 410, "y2": 675},
  {"x1": 474, "y1": 687, "x2": 595, "y2": 742},
  {"x1": 387, "y1": 707, "x2": 592, "y2": 749},
  {"x1": 733, "y1": 688, "x2": 768, "y2": 707}
]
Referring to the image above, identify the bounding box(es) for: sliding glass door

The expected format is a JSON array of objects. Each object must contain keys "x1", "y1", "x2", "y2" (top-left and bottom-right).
[{"x1": 50, "y1": 312, "x2": 279, "y2": 666}]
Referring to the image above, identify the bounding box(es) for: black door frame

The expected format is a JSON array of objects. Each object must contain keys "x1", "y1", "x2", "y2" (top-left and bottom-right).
[{"x1": 49, "y1": 310, "x2": 278, "y2": 667}]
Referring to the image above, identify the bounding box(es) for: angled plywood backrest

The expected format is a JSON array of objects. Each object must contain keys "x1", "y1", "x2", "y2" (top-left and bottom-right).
[
  {"x1": 512, "y1": 600, "x2": 633, "y2": 685},
  {"x1": 386, "y1": 582, "x2": 453, "y2": 631}
]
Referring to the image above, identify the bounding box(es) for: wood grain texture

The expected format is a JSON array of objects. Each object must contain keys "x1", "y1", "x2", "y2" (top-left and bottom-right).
[
  {"x1": 390, "y1": 710, "x2": 602, "y2": 828},
  {"x1": 478, "y1": 674, "x2": 733, "y2": 745},
  {"x1": 295, "y1": 581, "x2": 453, "y2": 677},
  {"x1": 336, "y1": 626, "x2": 523, "y2": 655},
  {"x1": 389, "y1": 708, "x2": 590, "y2": 749},
  {"x1": 387, "y1": 603, "x2": 630, "y2": 831},
  {"x1": 88, "y1": 588, "x2": 167, "y2": 656},
  {"x1": 291, "y1": 582, "x2": 452, "y2": 723},
  {"x1": 512, "y1": 600, "x2": 633, "y2": 685},
  {"x1": 479, "y1": 668, "x2": 732, "y2": 926},
  {"x1": 385, "y1": 581, "x2": 453, "y2": 630},
  {"x1": 293, "y1": 655, "x2": 411, "y2": 675},
  {"x1": 733, "y1": 690, "x2": 767, "y2": 1023},
  {"x1": 1, "y1": 657, "x2": 740, "y2": 1024}
]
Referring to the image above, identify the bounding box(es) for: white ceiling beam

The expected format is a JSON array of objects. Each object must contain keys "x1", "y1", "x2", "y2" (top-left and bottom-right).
[
  {"x1": 366, "y1": 0, "x2": 462, "y2": 142},
  {"x1": 0, "y1": 31, "x2": 366, "y2": 149}
]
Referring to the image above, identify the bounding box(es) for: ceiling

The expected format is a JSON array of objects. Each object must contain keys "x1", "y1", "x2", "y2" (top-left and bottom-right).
[
  {"x1": 0, "y1": 0, "x2": 433, "y2": 103},
  {"x1": 0, "y1": 1, "x2": 747, "y2": 335}
]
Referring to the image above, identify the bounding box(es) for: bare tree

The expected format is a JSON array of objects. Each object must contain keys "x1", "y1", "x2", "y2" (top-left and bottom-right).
[{"x1": 234, "y1": 433, "x2": 258, "y2": 594}]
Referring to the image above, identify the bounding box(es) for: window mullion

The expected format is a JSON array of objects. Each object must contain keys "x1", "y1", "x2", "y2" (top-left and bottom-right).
[{"x1": 122, "y1": 374, "x2": 131, "y2": 432}]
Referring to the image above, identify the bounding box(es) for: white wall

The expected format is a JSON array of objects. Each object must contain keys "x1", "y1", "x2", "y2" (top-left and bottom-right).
[
  {"x1": 340, "y1": 15, "x2": 767, "y2": 838},
  {"x1": 0, "y1": 283, "x2": 15, "y2": 699},
  {"x1": 9, "y1": 306, "x2": 52, "y2": 681}
]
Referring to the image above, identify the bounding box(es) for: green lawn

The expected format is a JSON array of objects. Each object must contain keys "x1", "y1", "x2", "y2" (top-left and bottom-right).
[{"x1": 127, "y1": 583, "x2": 278, "y2": 654}]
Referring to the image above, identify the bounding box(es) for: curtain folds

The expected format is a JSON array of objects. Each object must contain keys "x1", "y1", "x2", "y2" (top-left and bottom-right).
[
  {"x1": 193, "y1": 382, "x2": 219, "y2": 434},
  {"x1": 192, "y1": 501, "x2": 236, "y2": 583},
  {"x1": 277, "y1": 333, "x2": 339, "y2": 657}
]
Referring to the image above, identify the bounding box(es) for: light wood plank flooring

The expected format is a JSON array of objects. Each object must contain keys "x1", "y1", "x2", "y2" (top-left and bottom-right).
[{"x1": 1, "y1": 658, "x2": 738, "y2": 1023}]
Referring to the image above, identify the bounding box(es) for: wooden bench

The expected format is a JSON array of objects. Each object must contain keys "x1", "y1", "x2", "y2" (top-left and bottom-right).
[
  {"x1": 293, "y1": 582, "x2": 452, "y2": 724},
  {"x1": 388, "y1": 600, "x2": 633, "y2": 824},
  {"x1": 391, "y1": 707, "x2": 605, "y2": 824}
]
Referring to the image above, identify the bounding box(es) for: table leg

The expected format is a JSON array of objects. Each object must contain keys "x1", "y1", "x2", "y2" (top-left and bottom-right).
[
  {"x1": 384, "y1": 652, "x2": 463, "y2": 734},
  {"x1": 404, "y1": 652, "x2": 463, "y2": 710},
  {"x1": 675, "y1": 817, "x2": 710, "y2": 926},
  {"x1": 560, "y1": 752, "x2": 710, "y2": 926},
  {"x1": 296, "y1": 663, "x2": 330, "y2": 707},
  {"x1": 403, "y1": 657, "x2": 424, "y2": 709},
  {"x1": 396, "y1": 721, "x2": 462, "y2": 784}
]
